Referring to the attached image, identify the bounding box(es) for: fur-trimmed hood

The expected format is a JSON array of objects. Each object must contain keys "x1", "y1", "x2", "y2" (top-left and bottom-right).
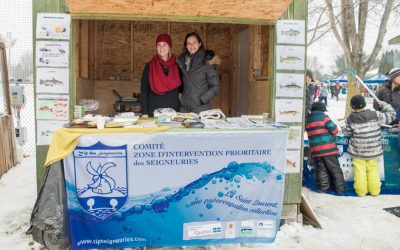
[{"x1": 204, "y1": 50, "x2": 221, "y2": 65}]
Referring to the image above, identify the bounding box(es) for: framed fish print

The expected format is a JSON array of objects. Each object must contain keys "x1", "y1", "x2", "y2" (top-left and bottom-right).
[
  {"x1": 276, "y1": 45, "x2": 305, "y2": 71},
  {"x1": 36, "y1": 13, "x2": 71, "y2": 40},
  {"x1": 36, "y1": 41, "x2": 69, "y2": 67},
  {"x1": 287, "y1": 126, "x2": 303, "y2": 150},
  {"x1": 276, "y1": 73, "x2": 305, "y2": 98},
  {"x1": 275, "y1": 99, "x2": 303, "y2": 123},
  {"x1": 285, "y1": 150, "x2": 301, "y2": 173},
  {"x1": 36, "y1": 120, "x2": 66, "y2": 145},
  {"x1": 276, "y1": 20, "x2": 305, "y2": 45},
  {"x1": 36, "y1": 94, "x2": 69, "y2": 120},
  {"x1": 36, "y1": 67, "x2": 69, "y2": 94}
]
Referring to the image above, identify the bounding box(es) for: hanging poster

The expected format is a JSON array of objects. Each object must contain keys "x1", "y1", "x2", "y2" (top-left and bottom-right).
[
  {"x1": 285, "y1": 150, "x2": 301, "y2": 174},
  {"x1": 276, "y1": 20, "x2": 305, "y2": 45},
  {"x1": 63, "y1": 131, "x2": 288, "y2": 249},
  {"x1": 36, "y1": 13, "x2": 71, "y2": 40},
  {"x1": 287, "y1": 126, "x2": 302, "y2": 150},
  {"x1": 275, "y1": 99, "x2": 303, "y2": 123},
  {"x1": 36, "y1": 120, "x2": 65, "y2": 145},
  {"x1": 275, "y1": 73, "x2": 305, "y2": 98},
  {"x1": 36, "y1": 41, "x2": 69, "y2": 67},
  {"x1": 36, "y1": 94, "x2": 69, "y2": 120},
  {"x1": 276, "y1": 45, "x2": 305, "y2": 71},
  {"x1": 36, "y1": 67, "x2": 69, "y2": 94}
]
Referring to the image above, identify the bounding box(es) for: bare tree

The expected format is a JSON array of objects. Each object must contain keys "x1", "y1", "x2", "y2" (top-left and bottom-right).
[{"x1": 324, "y1": 0, "x2": 395, "y2": 115}]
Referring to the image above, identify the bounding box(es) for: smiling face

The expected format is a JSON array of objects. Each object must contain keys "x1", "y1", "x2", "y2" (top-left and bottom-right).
[
  {"x1": 156, "y1": 42, "x2": 171, "y2": 61},
  {"x1": 393, "y1": 75, "x2": 400, "y2": 87},
  {"x1": 186, "y1": 35, "x2": 201, "y2": 55}
]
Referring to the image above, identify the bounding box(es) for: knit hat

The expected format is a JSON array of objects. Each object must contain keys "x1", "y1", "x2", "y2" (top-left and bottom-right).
[
  {"x1": 350, "y1": 95, "x2": 366, "y2": 109},
  {"x1": 156, "y1": 33, "x2": 172, "y2": 48},
  {"x1": 388, "y1": 67, "x2": 400, "y2": 82},
  {"x1": 311, "y1": 101, "x2": 327, "y2": 112}
]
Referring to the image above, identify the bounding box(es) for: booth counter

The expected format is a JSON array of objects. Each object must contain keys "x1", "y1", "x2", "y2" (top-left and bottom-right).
[
  {"x1": 30, "y1": 126, "x2": 290, "y2": 249},
  {"x1": 303, "y1": 130, "x2": 400, "y2": 195}
]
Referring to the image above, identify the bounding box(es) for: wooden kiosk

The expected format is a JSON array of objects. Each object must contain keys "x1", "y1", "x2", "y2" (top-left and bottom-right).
[{"x1": 33, "y1": 0, "x2": 307, "y2": 221}]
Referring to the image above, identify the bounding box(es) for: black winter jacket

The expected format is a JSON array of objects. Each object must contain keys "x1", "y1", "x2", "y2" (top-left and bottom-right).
[
  {"x1": 177, "y1": 49, "x2": 220, "y2": 113},
  {"x1": 373, "y1": 82, "x2": 400, "y2": 123}
]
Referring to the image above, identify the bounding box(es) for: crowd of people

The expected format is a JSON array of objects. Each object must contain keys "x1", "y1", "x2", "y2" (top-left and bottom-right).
[{"x1": 305, "y1": 68, "x2": 400, "y2": 197}]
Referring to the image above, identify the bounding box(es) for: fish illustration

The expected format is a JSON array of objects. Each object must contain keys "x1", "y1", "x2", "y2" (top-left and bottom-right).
[
  {"x1": 58, "y1": 48, "x2": 66, "y2": 54},
  {"x1": 281, "y1": 28, "x2": 300, "y2": 36},
  {"x1": 280, "y1": 82, "x2": 302, "y2": 89},
  {"x1": 280, "y1": 110, "x2": 299, "y2": 116},
  {"x1": 39, "y1": 58, "x2": 49, "y2": 64},
  {"x1": 280, "y1": 56, "x2": 302, "y2": 63},
  {"x1": 286, "y1": 159, "x2": 296, "y2": 168},
  {"x1": 39, "y1": 106, "x2": 52, "y2": 112},
  {"x1": 288, "y1": 134, "x2": 298, "y2": 142},
  {"x1": 41, "y1": 130, "x2": 54, "y2": 136},
  {"x1": 39, "y1": 47, "x2": 51, "y2": 52},
  {"x1": 40, "y1": 77, "x2": 63, "y2": 86}
]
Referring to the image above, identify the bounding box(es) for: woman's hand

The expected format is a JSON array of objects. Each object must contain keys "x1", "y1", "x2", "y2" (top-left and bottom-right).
[{"x1": 141, "y1": 114, "x2": 149, "y2": 118}]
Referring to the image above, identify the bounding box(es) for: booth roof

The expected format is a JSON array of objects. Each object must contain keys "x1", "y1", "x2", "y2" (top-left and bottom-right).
[{"x1": 65, "y1": 0, "x2": 294, "y2": 24}]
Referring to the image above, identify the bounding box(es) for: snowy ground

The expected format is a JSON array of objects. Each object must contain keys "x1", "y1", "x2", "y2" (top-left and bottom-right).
[{"x1": 0, "y1": 94, "x2": 399, "y2": 250}]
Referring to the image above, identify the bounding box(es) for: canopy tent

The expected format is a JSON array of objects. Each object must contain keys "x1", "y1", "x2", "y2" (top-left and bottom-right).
[
  {"x1": 327, "y1": 75, "x2": 347, "y2": 83},
  {"x1": 328, "y1": 74, "x2": 347, "y2": 83},
  {"x1": 363, "y1": 73, "x2": 389, "y2": 83},
  {"x1": 327, "y1": 73, "x2": 388, "y2": 84}
]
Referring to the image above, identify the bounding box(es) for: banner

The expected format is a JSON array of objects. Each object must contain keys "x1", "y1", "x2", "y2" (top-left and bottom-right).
[{"x1": 63, "y1": 131, "x2": 288, "y2": 249}]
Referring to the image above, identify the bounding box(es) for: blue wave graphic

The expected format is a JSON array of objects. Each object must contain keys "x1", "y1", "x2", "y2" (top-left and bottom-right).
[{"x1": 66, "y1": 162, "x2": 285, "y2": 248}]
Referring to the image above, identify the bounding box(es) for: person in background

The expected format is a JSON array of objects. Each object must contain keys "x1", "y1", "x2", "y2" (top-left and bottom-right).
[
  {"x1": 341, "y1": 95, "x2": 396, "y2": 197},
  {"x1": 319, "y1": 84, "x2": 329, "y2": 106},
  {"x1": 305, "y1": 102, "x2": 344, "y2": 195},
  {"x1": 373, "y1": 67, "x2": 400, "y2": 124},
  {"x1": 330, "y1": 83, "x2": 335, "y2": 99},
  {"x1": 334, "y1": 82, "x2": 342, "y2": 101},
  {"x1": 141, "y1": 33, "x2": 181, "y2": 117},
  {"x1": 177, "y1": 32, "x2": 220, "y2": 113},
  {"x1": 305, "y1": 70, "x2": 315, "y2": 117}
]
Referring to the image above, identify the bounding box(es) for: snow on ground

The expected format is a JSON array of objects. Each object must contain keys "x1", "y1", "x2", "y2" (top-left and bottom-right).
[{"x1": 0, "y1": 94, "x2": 399, "y2": 250}]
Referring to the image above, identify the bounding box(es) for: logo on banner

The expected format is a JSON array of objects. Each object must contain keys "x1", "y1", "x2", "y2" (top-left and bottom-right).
[{"x1": 73, "y1": 142, "x2": 128, "y2": 219}]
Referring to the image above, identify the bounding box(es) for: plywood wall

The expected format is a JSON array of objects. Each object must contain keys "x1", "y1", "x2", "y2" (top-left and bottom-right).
[{"x1": 77, "y1": 20, "x2": 270, "y2": 116}]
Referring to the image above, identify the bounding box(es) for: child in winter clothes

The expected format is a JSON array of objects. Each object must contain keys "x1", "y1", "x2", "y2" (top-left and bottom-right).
[
  {"x1": 341, "y1": 95, "x2": 396, "y2": 196},
  {"x1": 306, "y1": 102, "x2": 345, "y2": 194}
]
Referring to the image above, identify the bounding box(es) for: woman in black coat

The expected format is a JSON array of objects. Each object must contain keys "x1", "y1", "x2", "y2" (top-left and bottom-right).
[
  {"x1": 141, "y1": 33, "x2": 181, "y2": 117},
  {"x1": 176, "y1": 32, "x2": 220, "y2": 113}
]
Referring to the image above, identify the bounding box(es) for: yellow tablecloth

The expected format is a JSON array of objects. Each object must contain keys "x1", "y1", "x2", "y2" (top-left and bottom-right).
[{"x1": 45, "y1": 126, "x2": 170, "y2": 167}]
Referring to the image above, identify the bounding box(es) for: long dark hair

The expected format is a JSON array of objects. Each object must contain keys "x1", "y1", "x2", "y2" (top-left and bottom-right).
[{"x1": 183, "y1": 32, "x2": 205, "y2": 54}]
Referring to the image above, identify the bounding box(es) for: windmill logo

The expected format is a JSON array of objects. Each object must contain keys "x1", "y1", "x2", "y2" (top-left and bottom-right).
[
  {"x1": 73, "y1": 142, "x2": 128, "y2": 219},
  {"x1": 87, "y1": 162, "x2": 116, "y2": 194}
]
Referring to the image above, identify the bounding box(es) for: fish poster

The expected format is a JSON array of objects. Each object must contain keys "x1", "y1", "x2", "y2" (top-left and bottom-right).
[
  {"x1": 36, "y1": 41, "x2": 69, "y2": 67},
  {"x1": 275, "y1": 73, "x2": 305, "y2": 98},
  {"x1": 276, "y1": 45, "x2": 305, "y2": 71},
  {"x1": 285, "y1": 150, "x2": 301, "y2": 174},
  {"x1": 36, "y1": 94, "x2": 69, "y2": 120},
  {"x1": 36, "y1": 13, "x2": 71, "y2": 40},
  {"x1": 36, "y1": 120, "x2": 65, "y2": 145},
  {"x1": 276, "y1": 20, "x2": 305, "y2": 45},
  {"x1": 36, "y1": 67, "x2": 69, "y2": 94},
  {"x1": 275, "y1": 99, "x2": 303, "y2": 123},
  {"x1": 63, "y1": 131, "x2": 288, "y2": 249},
  {"x1": 287, "y1": 126, "x2": 302, "y2": 150}
]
